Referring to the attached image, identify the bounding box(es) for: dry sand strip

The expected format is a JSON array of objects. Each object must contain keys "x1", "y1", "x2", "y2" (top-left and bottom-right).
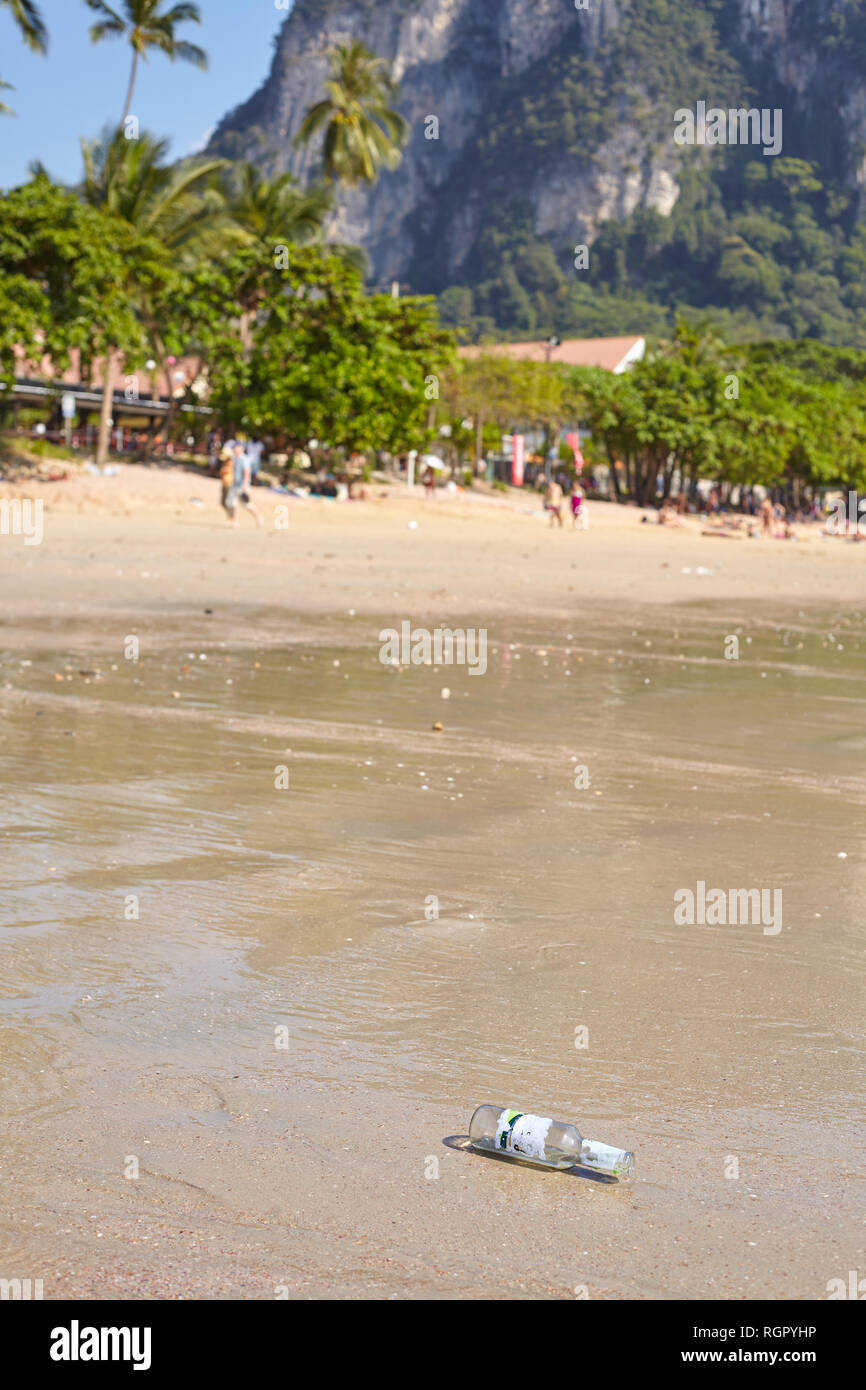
[{"x1": 2, "y1": 465, "x2": 866, "y2": 634}]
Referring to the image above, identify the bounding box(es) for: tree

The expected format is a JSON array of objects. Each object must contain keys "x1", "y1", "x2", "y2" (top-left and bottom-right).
[
  {"x1": 568, "y1": 323, "x2": 866, "y2": 509},
  {"x1": 575, "y1": 365, "x2": 646, "y2": 502},
  {"x1": 225, "y1": 164, "x2": 332, "y2": 249},
  {"x1": 731, "y1": 353, "x2": 866, "y2": 500},
  {"x1": 443, "y1": 355, "x2": 529, "y2": 467},
  {"x1": 207, "y1": 245, "x2": 454, "y2": 453},
  {"x1": 573, "y1": 327, "x2": 733, "y2": 506},
  {"x1": 84, "y1": 0, "x2": 206, "y2": 127},
  {"x1": 295, "y1": 41, "x2": 407, "y2": 187},
  {"x1": 220, "y1": 163, "x2": 332, "y2": 360},
  {"x1": 0, "y1": 176, "x2": 173, "y2": 436},
  {"x1": 519, "y1": 361, "x2": 568, "y2": 458},
  {"x1": 80, "y1": 129, "x2": 225, "y2": 256},
  {"x1": 79, "y1": 130, "x2": 223, "y2": 462}
]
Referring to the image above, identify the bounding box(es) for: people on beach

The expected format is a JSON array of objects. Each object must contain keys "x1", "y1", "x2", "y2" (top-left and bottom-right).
[
  {"x1": 221, "y1": 441, "x2": 264, "y2": 528},
  {"x1": 760, "y1": 497, "x2": 774, "y2": 536},
  {"x1": 545, "y1": 477, "x2": 564, "y2": 526},
  {"x1": 423, "y1": 463, "x2": 436, "y2": 498},
  {"x1": 207, "y1": 430, "x2": 221, "y2": 473},
  {"x1": 570, "y1": 481, "x2": 588, "y2": 529},
  {"x1": 219, "y1": 446, "x2": 235, "y2": 520},
  {"x1": 247, "y1": 438, "x2": 264, "y2": 479}
]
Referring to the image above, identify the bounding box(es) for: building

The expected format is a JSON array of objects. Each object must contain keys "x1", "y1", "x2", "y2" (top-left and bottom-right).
[
  {"x1": 458, "y1": 335, "x2": 646, "y2": 373},
  {"x1": 2, "y1": 348, "x2": 210, "y2": 433}
]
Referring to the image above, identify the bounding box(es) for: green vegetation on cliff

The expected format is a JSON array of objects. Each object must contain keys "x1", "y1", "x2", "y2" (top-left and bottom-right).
[{"x1": 427, "y1": 0, "x2": 866, "y2": 345}]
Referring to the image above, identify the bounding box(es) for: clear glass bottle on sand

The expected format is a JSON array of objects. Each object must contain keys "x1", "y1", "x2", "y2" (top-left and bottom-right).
[{"x1": 469, "y1": 1103, "x2": 633, "y2": 1179}]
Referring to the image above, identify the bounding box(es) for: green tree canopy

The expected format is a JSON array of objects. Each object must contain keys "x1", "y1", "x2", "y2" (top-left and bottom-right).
[
  {"x1": 207, "y1": 245, "x2": 454, "y2": 452},
  {"x1": 0, "y1": 174, "x2": 175, "y2": 384}
]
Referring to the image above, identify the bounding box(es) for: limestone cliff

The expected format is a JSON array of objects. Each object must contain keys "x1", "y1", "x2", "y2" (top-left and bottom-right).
[
  {"x1": 210, "y1": 0, "x2": 866, "y2": 337},
  {"x1": 211, "y1": 0, "x2": 668, "y2": 284}
]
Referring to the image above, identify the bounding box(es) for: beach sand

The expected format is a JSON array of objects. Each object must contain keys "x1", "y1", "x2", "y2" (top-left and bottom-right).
[
  {"x1": 2, "y1": 463, "x2": 866, "y2": 637},
  {"x1": 1, "y1": 465, "x2": 863, "y2": 1299}
]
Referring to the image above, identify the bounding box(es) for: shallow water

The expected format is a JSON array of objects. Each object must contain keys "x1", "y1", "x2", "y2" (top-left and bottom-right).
[{"x1": 1, "y1": 605, "x2": 864, "y2": 1298}]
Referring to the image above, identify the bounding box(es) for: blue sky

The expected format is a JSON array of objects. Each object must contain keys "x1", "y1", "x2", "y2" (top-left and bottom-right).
[{"x1": 0, "y1": 0, "x2": 292, "y2": 188}]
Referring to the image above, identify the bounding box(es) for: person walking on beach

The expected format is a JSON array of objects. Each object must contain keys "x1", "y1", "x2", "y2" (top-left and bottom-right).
[
  {"x1": 226, "y1": 441, "x2": 264, "y2": 529},
  {"x1": 760, "y1": 496, "x2": 774, "y2": 536},
  {"x1": 219, "y1": 445, "x2": 236, "y2": 524},
  {"x1": 207, "y1": 430, "x2": 221, "y2": 474},
  {"x1": 570, "y1": 480, "x2": 588, "y2": 530},
  {"x1": 247, "y1": 438, "x2": 264, "y2": 480},
  {"x1": 545, "y1": 477, "x2": 564, "y2": 527}
]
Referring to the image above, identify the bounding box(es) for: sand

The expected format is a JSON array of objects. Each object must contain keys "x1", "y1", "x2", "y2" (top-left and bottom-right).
[
  {"x1": 0, "y1": 464, "x2": 863, "y2": 1300},
  {"x1": 2, "y1": 465, "x2": 865, "y2": 644}
]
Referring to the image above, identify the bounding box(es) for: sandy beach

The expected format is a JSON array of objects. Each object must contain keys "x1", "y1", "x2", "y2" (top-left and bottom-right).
[
  {"x1": 1, "y1": 467, "x2": 864, "y2": 1299},
  {"x1": 3, "y1": 464, "x2": 866, "y2": 638}
]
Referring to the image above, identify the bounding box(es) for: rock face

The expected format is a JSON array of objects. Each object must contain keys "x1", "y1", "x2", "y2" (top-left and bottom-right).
[
  {"x1": 209, "y1": 0, "x2": 866, "y2": 289},
  {"x1": 210, "y1": 0, "x2": 645, "y2": 285}
]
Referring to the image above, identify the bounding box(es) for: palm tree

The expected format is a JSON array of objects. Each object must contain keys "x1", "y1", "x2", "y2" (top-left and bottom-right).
[
  {"x1": 225, "y1": 163, "x2": 366, "y2": 272},
  {"x1": 1, "y1": 0, "x2": 48, "y2": 117},
  {"x1": 221, "y1": 163, "x2": 332, "y2": 359},
  {"x1": 295, "y1": 41, "x2": 408, "y2": 187},
  {"x1": 79, "y1": 129, "x2": 226, "y2": 464},
  {"x1": 226, "y1": 163, "x2": 332, "y2": 248},
  {"x1": 84, "y1": 1, "x2": 206, "y2": 127},
  {"x1": 81, "y1": 129, "x2": 225, "y2": 257},
  {"x1": 1, "y1": 0, "x2": 47, "y2": 51}
]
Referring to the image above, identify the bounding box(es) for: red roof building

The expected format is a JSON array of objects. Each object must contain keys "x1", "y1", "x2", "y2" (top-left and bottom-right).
[{"x1": 459, "y1": 335, "x2": 646, "y2": 373}]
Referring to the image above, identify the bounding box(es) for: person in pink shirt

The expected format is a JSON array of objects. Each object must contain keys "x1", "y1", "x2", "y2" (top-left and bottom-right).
[{"x1": 570, "y1": 481, "x2": 588, "y2": 530}]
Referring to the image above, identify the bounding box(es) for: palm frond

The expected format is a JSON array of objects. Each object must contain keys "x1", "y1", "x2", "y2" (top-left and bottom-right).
[
  {"x1": 163, "y1": 3, "x2": 202, "y2": 23},
  {"x1": 170, "y1": 40, "x2": 207, "y2": 68},
  {"x1": 294, "y1": 101, "x2": 332, "y2": 145},
  {"x1": 3, "y1": 0, "x2": 48, "y2": 54},
  {"x1": 83, "y1": 0, "x2": 123, "y2": 23},
  {"x1": 88, "y1": 20, "x2": 125, "y2": 41}
]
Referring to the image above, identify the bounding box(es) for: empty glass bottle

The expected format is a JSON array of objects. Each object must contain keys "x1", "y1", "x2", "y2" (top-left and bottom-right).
[{"x1": 469, "y1": 1103, "x2": 633, "y2": 1179}]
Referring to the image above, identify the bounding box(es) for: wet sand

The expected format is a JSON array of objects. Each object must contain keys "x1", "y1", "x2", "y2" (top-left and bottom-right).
[{"x1": 1, "y1": 472, "x2": 864, "y2": 1298}]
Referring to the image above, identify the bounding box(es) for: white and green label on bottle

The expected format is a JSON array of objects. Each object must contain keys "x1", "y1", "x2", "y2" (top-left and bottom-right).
[{"x1": 495, "y1": 1108, "x2": 552, "y2": 1161}]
